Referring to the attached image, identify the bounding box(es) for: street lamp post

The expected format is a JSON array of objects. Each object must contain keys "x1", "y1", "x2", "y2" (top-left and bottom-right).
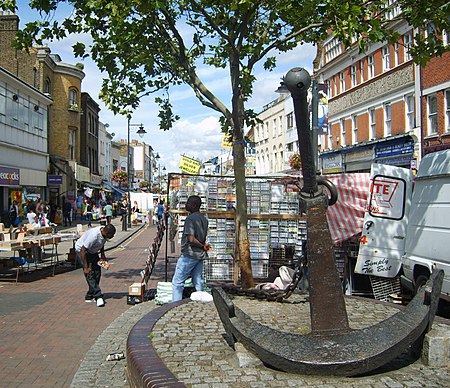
[
  {"x1": 126, "y1": 118, "x2": 146, "y2": 230},
  {"x1": 155, "y1": 153, "x2": 160, "y2": 195}
]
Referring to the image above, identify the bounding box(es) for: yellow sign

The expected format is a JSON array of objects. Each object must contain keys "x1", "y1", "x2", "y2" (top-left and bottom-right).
[
  {"x1": 179, "y1": 155, "x2": 201, "y2": 174},
  {"x1": 221, "y1": 133, "x2": 232, "y2": 149}
]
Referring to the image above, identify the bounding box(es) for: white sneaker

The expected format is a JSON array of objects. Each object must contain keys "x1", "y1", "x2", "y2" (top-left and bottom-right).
[{"x1": 96, "y1": 297, "x2": 105, "y2": 307}]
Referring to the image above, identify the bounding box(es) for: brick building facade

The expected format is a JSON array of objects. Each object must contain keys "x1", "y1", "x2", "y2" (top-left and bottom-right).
[
  {"x1": 316, "y1": 20, "x2": 450, "y2": 173},
  {"x1": 0, "y1": 11, "x2": 85, "y2": 207}
]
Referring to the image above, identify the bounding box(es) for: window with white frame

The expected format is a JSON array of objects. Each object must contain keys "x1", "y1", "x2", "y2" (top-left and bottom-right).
[
  {"x1": 394, "y1": 43, "x2": 400, "y2": 66},
  {"x1": 368, "y1": 55, "x2": 375, "y2": 79},
  {"x1": 384, "y1": 103, "x2": 392, "y2": 136},
  {"x1": 325, "y1": 37, "x2": 343, "y2": 63},
  {"x1": 369, "y1": 108, "x2": 376, "y2": 139},
  {"x1": 382, "y1": 46, "x2": 391, "y2": 71},
  {"x1": 0, "y1": 83, "x2": 6, "y2": 124},
  {"x1": 404, "y1": 32, "x2": 413, "y2": 61},
  {"x1": 265, "y1": 122, "x2": 269, "y2": 138},
  {"x1": 352, "y1": 115, "x2": 358, "y2": 144},
  {"x1": 273, "y1": 118, "x2": 277, "y2": 138},
  {"x1": 360, "y1": 59, "x2": 365, "y2": 83},
  {"x1": 351, "y1": 65, "x2": 357, "y2": 87},
  {"x1": 279, "y1": 115, "x2": 283, "y2": 135},
  {"x1": 287, "y1": 112, "x2": 294, "y2": 129},
  {"x1": 384, "y1": 0, "x2": 401, "y2": 20},
  {"x1": 339, "y1": 72, "x2": 345, "y2": 92},
  {"x1": 326, "y1": 80, "x2": 331, "y2": 98},
  {"x1": 405, "y1": 94, "x2": 415, "y2": 131},
  {"x1": 333, "y1": 76, "x2": 338, "y2": 96},
  {"x1": 444, "y1": 30, "x2": 450, "y2": 46},
  {"x1": 69, "y1": 88, "x2": 77, "y2": 107},
  {"x1": 340, "y1": 118, "x2": 346, "y2": 146},
  {"x1": 445, "y1": 89, "x2": 450, "y2": 132},
  {"x1": 427, "y1": 94, "x2": 438, "y2": 135},
  {"x1": 68, "y1": 128, "x2": 76, "y2": 160},
  {"x1": 328, "y1": 129, "x2": 333, "y2": 149}
]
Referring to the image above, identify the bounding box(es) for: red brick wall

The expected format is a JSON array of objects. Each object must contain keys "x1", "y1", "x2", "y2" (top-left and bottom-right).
[
  {"x1": 391, "y1": 100, "x2": 405, "y2": 135},
  {"x1": 422, "y1": 52, "x2": 450, "y2": 89},
  {"x1": 358, "y1": 113, "x2": 370, "y2": 142}
]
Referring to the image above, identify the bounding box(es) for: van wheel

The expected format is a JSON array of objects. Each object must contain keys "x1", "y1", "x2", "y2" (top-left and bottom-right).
[{"x1": 414, "y1": 274, "x2": 429, "y2": 295}]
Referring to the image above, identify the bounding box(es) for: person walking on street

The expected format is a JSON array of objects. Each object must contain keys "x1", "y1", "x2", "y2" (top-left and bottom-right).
[
  {"x1": 103, "y1": 201, "x2": 113, "y2": 225},
  {"x1": 75, "y1": 224, "x2": 116, "y2": 307},
  {"x1": 172, "y1": 195, "x2": 210, "y2": 302},
  {"x1": 157, "y1": 200, "x2": 165, "y2": 225},
  {"x1": 63, "y1": 200, "x2": 72, "y2": 227},
  {"x1": 85, "y1": 201, "x2": 93, "y2": 227}
]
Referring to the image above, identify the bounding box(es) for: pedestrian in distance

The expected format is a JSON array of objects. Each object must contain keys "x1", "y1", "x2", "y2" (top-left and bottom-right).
[
  {"x1": 8, "y1": 200, "x2": 20, "y2": 228},
  {"x1": 172, "y1": 195, "x2": 210, "y2": 302},
  {"x1": 63, "y1": 199, "x2": 72, "y2": 227},
  {"x1": 84, "y1": 201, "x2": 93, "y2": 228},
  {"x1": 75, "y1": 224, "x2": 116, "y2": 307},
  {"x1": 103, "y1": 201, "x2": 113, "y2": 225},
  {"x1": 157, "y1": 200, "x2": 165, "y2": 225}
]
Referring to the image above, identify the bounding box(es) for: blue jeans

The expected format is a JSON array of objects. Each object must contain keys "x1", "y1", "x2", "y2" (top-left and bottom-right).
[{"x1": 172, "y1": 255, "x2": 204, "y2": 302}]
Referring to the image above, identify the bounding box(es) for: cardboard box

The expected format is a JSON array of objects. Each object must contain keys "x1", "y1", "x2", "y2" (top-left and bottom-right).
[
  {"x1": 129, "y1": 282, "x2": 145, "y2": 297},
  {"x1": 127, "y1": 283, "x2": 145, "y2": 305}
]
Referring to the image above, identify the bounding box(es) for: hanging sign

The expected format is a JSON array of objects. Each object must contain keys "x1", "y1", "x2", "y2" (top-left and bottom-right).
[{"x1": 179, "y1": 155, "x2": 201, "y2": 174}]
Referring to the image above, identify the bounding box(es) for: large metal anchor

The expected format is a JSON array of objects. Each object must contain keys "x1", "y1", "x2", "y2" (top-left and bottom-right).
[{"x1": 213, "y1": 67, "x2": 444, "y2": 376}]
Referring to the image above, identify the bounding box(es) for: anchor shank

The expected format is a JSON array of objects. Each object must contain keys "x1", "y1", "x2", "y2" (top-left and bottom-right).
[{"x1": 306, "y1": 195, "x2": 349, "y2": 333}]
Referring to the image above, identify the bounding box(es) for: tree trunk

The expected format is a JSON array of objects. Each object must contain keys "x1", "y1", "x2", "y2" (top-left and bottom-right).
[{"x1": 230, "y1": 52, "x2": 254, "y2": 289}]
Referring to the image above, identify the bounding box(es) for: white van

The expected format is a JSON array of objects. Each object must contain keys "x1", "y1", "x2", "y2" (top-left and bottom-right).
[{"x1": 355, "y1": 149, "x2": 450, "y2": 301}]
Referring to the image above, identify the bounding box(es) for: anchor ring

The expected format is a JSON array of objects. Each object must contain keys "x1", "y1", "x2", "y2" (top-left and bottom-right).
[{"x1": 317, "y1": 176, "x2": 338, "y2": 206}]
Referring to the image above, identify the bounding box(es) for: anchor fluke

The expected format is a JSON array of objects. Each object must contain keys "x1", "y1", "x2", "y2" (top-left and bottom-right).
[{"x1": 213, "y1": 269, "x2": 443, "y2": 376}]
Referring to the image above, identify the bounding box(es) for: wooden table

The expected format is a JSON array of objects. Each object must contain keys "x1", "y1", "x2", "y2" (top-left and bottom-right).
[{"x1": 0, "y1": 235, "x2": 63, "y2": 282}]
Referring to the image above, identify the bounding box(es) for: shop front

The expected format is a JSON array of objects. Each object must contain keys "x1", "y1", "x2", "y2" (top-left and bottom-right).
[
  {"x1": 0, "y1": 164, "x2": 47, "y2": 224},
  {"x1": 320, "y1": 152, "x2": 344, "y2": 174},
  {"x1": 343, "y1": 146, "x2": 374, "y2": 173},
  {"x1": 374, "y1": 135, "x2": 415, "y2": 168}
]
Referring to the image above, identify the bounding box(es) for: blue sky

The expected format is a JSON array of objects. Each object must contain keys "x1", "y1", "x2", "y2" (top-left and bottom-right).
[{"x1": 15, "y1": 1, "x2": 316, "y2": 172}]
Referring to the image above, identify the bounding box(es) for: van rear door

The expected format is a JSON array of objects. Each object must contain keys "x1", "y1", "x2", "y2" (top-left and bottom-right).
[{"x1": 355, "y1": 163, "x2": 413, "y2": 278}]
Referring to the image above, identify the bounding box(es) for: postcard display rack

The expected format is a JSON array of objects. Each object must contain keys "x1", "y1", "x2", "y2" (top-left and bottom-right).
[{"x1": 174, "y1": 177, "x2": 308, "y2": 283}]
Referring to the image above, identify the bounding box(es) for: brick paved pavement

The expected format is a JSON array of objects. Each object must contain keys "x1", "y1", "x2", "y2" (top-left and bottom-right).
[
  {"x1": 1, "y1": 216, "x2": 449, "y2": 387},
  {"x1": 0, "y1": 217, "x2": 170, "y2": 387}
]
